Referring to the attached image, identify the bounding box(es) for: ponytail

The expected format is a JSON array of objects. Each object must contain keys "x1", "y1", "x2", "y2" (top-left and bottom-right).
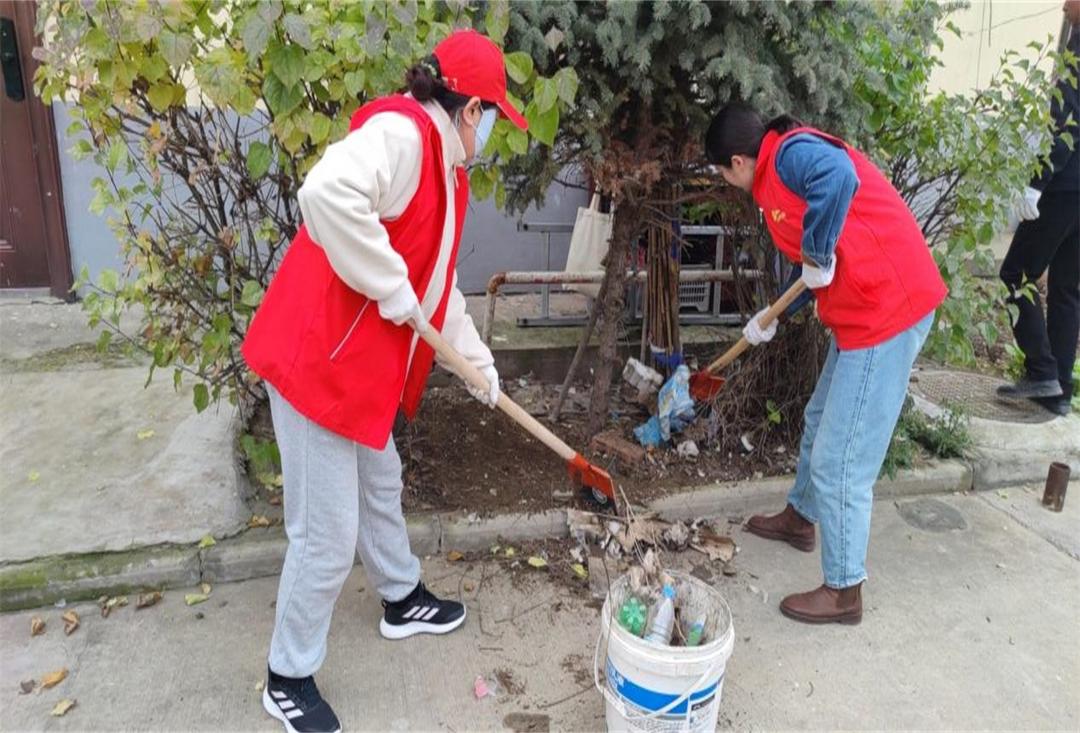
[
  {"x1": 404, "y1": 54, "x2": 471, "y2": 115},
  {"x1": 764, "y1": 114, "x2": 804, "y2": 135}
]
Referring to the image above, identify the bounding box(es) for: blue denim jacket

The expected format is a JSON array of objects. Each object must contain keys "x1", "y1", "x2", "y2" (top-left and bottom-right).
[{"x1": 774, "y1": 133, "x2": 860, "y2": 314}]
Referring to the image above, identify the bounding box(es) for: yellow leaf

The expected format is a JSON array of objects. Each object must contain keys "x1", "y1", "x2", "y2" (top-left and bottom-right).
[
  {"x1": 135, "y1": 591, "x2": 162, "y2": 609},
  {"x1": 41, "y1": 668, "x2": 67, "y2": 689},
  {"x1": 571, "y1": 563, "x2": 588, "y2": 579},
  {"x1": 28, "y1": 470, "x2": 40, "y2": 482},
  {"x1": 62, "y1": 610, "x2": 80, "y2": 635},
  {"x1": 136, "y1": 429, "x2": 155, "y2": 440},
  {"x1": 51, "y1": 699, "x2": 76, "y2": 717},
  {"x1": 30, "y1": 616, "x2": 45, "y2": 637},
  {"x1": 504, "y1": 547, "x2": 516, "y2": 558},
  {"x1": 197, "y1": 534, "x2": 216, "y2": 549},
  {"x1": 249, "y1": 514, "x2": 271, "y2": 528},
  {"x1": 527, "y1": 556, "x2": 548, "y2": 569},
  {"x1": 184, "y1": 593, "x2": 209, "y2": 606},
  {"x1": 200, "y1": 582, "x2": 212, "y2": 595},
  {"x1": 447, "y1": 550, "x2": 464, "y2": 562}
]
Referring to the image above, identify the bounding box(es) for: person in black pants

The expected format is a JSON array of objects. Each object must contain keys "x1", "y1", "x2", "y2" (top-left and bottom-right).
[{"x1": 998, "y1": 3, "x2": 1080, "y2": 416}]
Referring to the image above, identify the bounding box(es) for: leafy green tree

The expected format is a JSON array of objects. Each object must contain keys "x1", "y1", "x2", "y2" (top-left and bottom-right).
[
  {"x1": 33, "y1": 0, "x2": 569, "y2": 413},
  {"x1": 500, "y1": 0, "x2": 881, "y2": 434},
  {"x1": 839, "y1": 0, "x2": 1073, "y2": 365}
]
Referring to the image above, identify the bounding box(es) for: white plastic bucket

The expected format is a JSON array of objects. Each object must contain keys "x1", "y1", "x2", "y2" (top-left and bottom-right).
[{"x1": 595, "y1": 570, "x2": 734, "y2": 733}]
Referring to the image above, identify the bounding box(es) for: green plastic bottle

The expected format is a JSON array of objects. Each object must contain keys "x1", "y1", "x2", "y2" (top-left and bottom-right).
[
  {"x1": 618, "y1": 596, "x2": 648, "y2": 636},
  {"x1": 686, "y1": 619, "x2": 706, "y2": 647}
]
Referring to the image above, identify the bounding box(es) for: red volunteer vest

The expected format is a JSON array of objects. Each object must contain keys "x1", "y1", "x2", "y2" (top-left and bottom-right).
[
  {"x1": 752, "y1": 127, "x2": 947, "y2": 349},
  {"x1": 242, "y1": 95, "x2": 469, "y2": 448}
]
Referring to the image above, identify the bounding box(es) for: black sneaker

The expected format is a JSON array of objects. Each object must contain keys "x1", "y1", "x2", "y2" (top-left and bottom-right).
[
  {"x1": 262, "y1": 667, "x2": 341, "y2": 733},
  {"x1": 997, "y1": 377, "x2": 1064, "y2": 399},
  {"x1": 380, "y1": 581, "x2": 466, "y2": 640}
]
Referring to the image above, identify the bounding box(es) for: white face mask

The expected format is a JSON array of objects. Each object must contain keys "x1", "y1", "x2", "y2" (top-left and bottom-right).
[{"x1": 473, "y1": 108, "x2": 497, "y2": 155}]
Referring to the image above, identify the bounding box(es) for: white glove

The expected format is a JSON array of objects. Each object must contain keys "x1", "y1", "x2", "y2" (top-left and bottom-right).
[
  {"x1": 743, "y1": 307, "x2": 778, "y2": 346},
  {"x1": 800, "y1": 257, "x2": 836, "y2": 290},
  {"x1": 1015, "y1": 186, "x2": 1041, "y2": 221},
  {"x1": 466, "y1": 364, "x2": 500, "y2": 409},
  {"x1": 378, "y1": 281, "x2": 429, "y2": 332}
]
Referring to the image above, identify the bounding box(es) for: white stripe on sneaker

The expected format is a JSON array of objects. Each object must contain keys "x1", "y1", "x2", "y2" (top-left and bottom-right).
[
  {"x1": 285, "y1": 709, "x2": 304, "y2": 720},
  {"x1": 402, "y1": 605, "x2": 422, "y2": 620},
  {"x1": 272, "y1": 690, "x2": 287, "y2": 700},
  {"x1": 278, "y1": 700, "x2": 295, "y2": 710},
  {"x1": 421, "y1": 607, "x2": 439, "y2": 621}
]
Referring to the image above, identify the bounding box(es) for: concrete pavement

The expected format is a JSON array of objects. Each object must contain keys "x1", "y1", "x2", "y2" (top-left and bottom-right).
[{"x1": 2, "y1": 489, "x2": 1076, "y2": 731}]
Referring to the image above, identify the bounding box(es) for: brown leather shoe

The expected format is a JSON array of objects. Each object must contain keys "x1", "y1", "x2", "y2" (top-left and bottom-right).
[
  {"x1": 745, "y1": 504, "x2": 815, "y2": 552},
  {"x1": 779, "y1": 583, "x2": 863, "y2": 625}
]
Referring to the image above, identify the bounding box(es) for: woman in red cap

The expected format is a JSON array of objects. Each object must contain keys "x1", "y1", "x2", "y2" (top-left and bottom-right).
[{"x1": 243, "y1": 30, "x2": 528, "y2": 732}]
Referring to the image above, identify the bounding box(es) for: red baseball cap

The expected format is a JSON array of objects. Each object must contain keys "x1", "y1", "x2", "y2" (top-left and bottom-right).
[{"x1": 433, "y1": 30, "x2": 529, "y2": 131}]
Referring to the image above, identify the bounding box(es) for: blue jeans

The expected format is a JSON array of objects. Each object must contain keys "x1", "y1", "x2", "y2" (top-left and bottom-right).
[{"x1": 787, "y1": 312, "x2": 935, "y2": 588}]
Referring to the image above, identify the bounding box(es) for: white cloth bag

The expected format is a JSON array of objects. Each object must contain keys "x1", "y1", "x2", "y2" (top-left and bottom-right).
[{"x1": 563, "y1": 193, "x2": 612, "y2": 298}]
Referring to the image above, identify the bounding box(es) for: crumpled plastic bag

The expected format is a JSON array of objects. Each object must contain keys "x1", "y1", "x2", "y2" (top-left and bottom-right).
[{"x1": 634, "y1": 365, "x2": 696, "y2": 447}]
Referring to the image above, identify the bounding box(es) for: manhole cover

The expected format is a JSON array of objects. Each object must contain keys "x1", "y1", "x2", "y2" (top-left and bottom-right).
[
  {"x1": 896, "y1": 497, "x2": 967, "y2": 532},
  {"x1": 910, "y1": 369, "x2": 1056, "y2": 424}
]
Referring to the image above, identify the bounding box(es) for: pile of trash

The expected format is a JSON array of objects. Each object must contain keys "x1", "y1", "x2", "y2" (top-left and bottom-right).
[
  {"x1": 564, "y1": 506, "x2": 737, "y2": 648},
  {"x1": 566, "y1": 508, "x2": 737, "y2": 565},
  {"x1": 628, "y1": 362, "x2": 696, "y2": 449}
]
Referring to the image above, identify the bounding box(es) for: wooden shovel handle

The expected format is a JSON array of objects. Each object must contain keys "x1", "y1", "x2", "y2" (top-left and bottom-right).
[
  {"x1": 416, "y1": 325, "x2": 577, "y2": 463},
  {"x1": 704, "y1": 279, "x2": 808, "y2": 374}
]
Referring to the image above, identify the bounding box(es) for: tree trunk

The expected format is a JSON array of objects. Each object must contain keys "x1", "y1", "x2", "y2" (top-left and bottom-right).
[{"x1": 587, "y1": 205, "x2": 642, "y2": 436}]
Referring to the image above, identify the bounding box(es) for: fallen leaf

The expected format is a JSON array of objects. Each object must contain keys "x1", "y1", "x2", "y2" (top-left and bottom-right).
[
  {"x1": 19, "y1": 679, "x2": 35, "y2": 695},
  {"x1": 268, "y1": 495, "x2": 282, "y2": 506},
  {"x1": 571, "y1": 563, "x2": 588, "y2": 579},
  {"x1": 136, "y1": 591, "x2": 162, "y2": 609},
  {"x1": 62, "y1": 610, "x2": 80, "y2": 635},
  {"x1": 40, "y1": 668, "x2": 67, "y2": 689},
  {"x1": 463, "y1": 582, "x2": 475, "y2": 592},
  {"x1": 690, "y1": 527, "x2": 737, "y2": 564},
  {"x1": 527, "y1": 556, "x2": 548, "y2": 569},
  {"x1": 622, "y1": 513, "x2": 670, "y2": 550},
  {"x1": 185, "y1": 593, "x2": 209, "y2": 606},
  {"x1": 136, "y1": 429, "x2": 155, "y2": 440},
  {"x1": 490, "y1": 545, "x2": 501, "y2": 554},
  {"x1": 28, "y1": 470, "x2": 41, "y2": 482},
  {"x1": 447, "y1": 550, "x2": 465, "y2": 562},
  {"x1": 51, "y1": 699, "x2": 76, "y2": 717},
  {"x1": 200, "y1": 582, "x2": 212, "y2": 595},
  {"x1": 249, "y1": 514, "x2": 271, "y2": 528},
  {"x1": 98, "y1": 595, "x2": 128, "y2": 617},
  {"x1": 504, "y1": 547, "x2": 516, "y2": 558},
  {"x1": 255, "y1": 680, "x2": 265, "y2": 692},
  {"x1": 197, "y1": 534, "x2": 216, "y2": 549},
  {"x1": 30, "y1": 616, "x2": 45, "y2": 637}
]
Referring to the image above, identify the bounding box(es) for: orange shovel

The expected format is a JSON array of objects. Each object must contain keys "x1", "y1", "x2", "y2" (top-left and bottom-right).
[
  {"x1": 415, "y1": 325, "x2": 617, "y2": 506},
  {"x1": 689, "y1": 279, "x2": 808, "y2": 402}
]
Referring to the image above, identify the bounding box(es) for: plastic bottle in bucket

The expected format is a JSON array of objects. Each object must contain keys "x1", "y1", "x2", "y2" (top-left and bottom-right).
[
  {"x1": 643, "y1": 584, "x2": 676, "y2": 645},
  {"x1": 618, "y1": 596, "x2": 648, "y2": 637},
  {"x1": 685, "y1": 618, "x2": 705, "y2": 647}
]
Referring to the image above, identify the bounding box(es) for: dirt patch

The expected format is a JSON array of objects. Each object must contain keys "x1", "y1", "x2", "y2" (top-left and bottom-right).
[
  {"x1": 399, "y1": 381, "x2": 797, "y2": 514},
  {"x1": 242, "y1": 373, "x2": 799, "y2": 517},
  {"x1": 502, "y1": 712, "x2": 551, "y2": 733},
  {"x1": 495, "y1": 667, "x2": 526, "y2": 696},
  {"x1": 560, "y1": 654, "x2": 591, "y2": 688}
]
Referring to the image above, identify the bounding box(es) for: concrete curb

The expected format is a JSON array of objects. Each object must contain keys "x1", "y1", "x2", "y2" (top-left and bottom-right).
[{"x1": 0, "y1": 459, "x2": 973, "y2": 611}]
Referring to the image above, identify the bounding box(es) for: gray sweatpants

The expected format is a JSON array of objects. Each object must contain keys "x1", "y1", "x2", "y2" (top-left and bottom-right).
[{"x1": 266, "y1": 385, "x2": 421, "y2": 678}]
